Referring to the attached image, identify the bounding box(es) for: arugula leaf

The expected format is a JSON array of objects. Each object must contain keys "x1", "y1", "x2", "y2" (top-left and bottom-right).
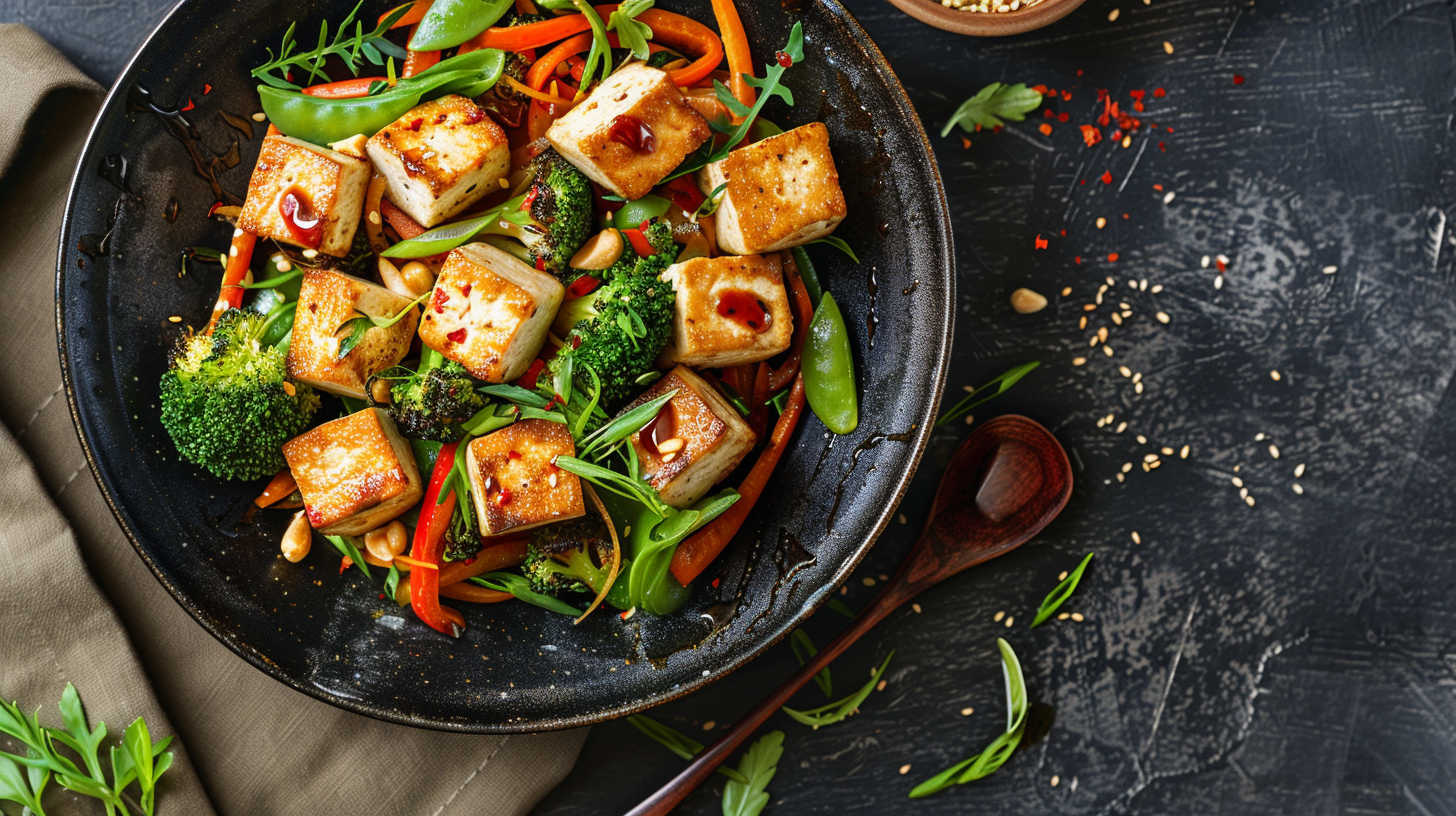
[
  {"x1": 940, "y1": 82, "x2": 1044, "y2": 138},
  {"x1": 0, "y1": 757, "x2": 43, "y2": 816},
  {"x1": 334, "y1": 290, "x2": 429, "y2": 360},
  {"x1": 789, "y1": 629, "x2": 833, "y2": 699},
  {"x1": 781, "y1": 651, "x2": 892, "y2": 729},
  {"x1": 1031, "y1": 552, "x2": 1094, "y2": 627},
  {"x1": 384, "y1": 564, "x2": 403, "y2": 604},
  {"x1": 722, "y1": 731, "x2": 785, "y2": 816},
  {"x1": 472, "y1": 572, "x2": 584, "y2": 616},
  {"x1": 570, "y1": 0, "x2": 613, "y2": 89},
  {"x1": 805, "y1": 236, "x2": 858, "y2": 263},
  {"x1": 608, "y1": 0, "x2": 655, "y2": 61},
  {"x1": 909, "y1": 638, "x2": 1027, "y2": 798},
  {"x1": 935, "y1": 361, "x2": 1040, "y2": 428}
]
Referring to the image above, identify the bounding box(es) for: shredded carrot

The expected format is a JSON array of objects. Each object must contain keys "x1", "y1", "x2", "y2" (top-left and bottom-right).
[
  {"x1": 708, "y1": 0, "x2": 754, "y2": 114},
  {"x1": 381, "y1": 199, "x2": 428, "y2": 240},
  {"x1": 301, "y1": 77, "x2": 382, "y2": 98},
  {"x1": 205, "y1": 229, "x2": 257, "y2": 334},
  {"x1": 671, "y1": 374, "x2": 806, "y2": 585},
  {"x1": 393, "y1": 554, "x2": 439, "y2": 571},
  {"x1": 254, "y1": 470, "x2": 297, "y2": 508},
  {"x1": 379, "y1": 0, "x2": 431, "y2": 29},
  {"x1": 395, "y1": 538, "x2": 528, "y2": 604},
  {"x1": 504, "y1": 75, "x2": 575, "y2": 108},
  {"x1": 527, "y1": 33, "x2": 595, "y2": 90}
]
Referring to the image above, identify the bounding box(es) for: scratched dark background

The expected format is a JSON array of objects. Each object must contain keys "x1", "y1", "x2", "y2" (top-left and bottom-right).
[{"x1": 15, "y1": 0, "x2": 1456, "y2": 812}]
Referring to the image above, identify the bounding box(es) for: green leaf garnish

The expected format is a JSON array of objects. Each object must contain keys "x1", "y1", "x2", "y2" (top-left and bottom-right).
[
  {"x1": 935, "y1": 361, "x2": 1040, "y2": 428},
  {"x1": 940, "y1": 82, "x2": 1044, "y2": 138},
  {"x1": 555, "y1": 454, "x2": 669, "y2": 517},
  {"x1": 789, "y1": 629, "x2": 833, "y2": 699},
  {"x1": 909, "y1": 638, "x2": 1027, "y2": 798},
  {"x1": 1031, "y1": 552, "x2": 1094, "y2": 627},
  {"x1": 333, "y1": 290, "x2": 429, "y2": 360},
  {"x1": 607, "y1": 0, "x2": 655, "y2": 61},
  {"x1": 323, "y1": 534, "x2": 373, "y2": 579},
  {"x1": 578, "y1": 389, "x2": 677, "y2": 461},
  {"x1": 805, "y1": 235, "x2": 858, "y2": 263},
  {"x1": 380, "y1": 199, "x2": 533, "y2": 258},
  {"x1": 625, "y1": 715, "x2": 750, "y2": 783},
  {"x1": 472, "y1": 572, "x2": 585, "y2": 616},
  {"x1": 722, "y1": 730, "x2": 786, "y2": 816},
  {"x1": 253, "y1": 1, "x2": 410, "y2": 88},
  {"x1": 781, "y1": 651, "x2": 892, "y2": 729}
]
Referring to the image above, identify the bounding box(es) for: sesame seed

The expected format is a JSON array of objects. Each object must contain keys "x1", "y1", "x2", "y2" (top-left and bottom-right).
[
  {"x1": 1144, "y1": 454, "x2": 1159, "y2": 463},
  {"x1": 1084, "y1": 303, "x2": 1097, "y2": 312},
  {"x1": 1058, "y1": 570, "x2": 1069, "y2": 581},
  {"x1": 1103, "y1": 346, "x2": 1115, "y2": 357},
  {"x1": 1129, "y1": 280, "x2": 1138, "y2": 289},
  {"x1": 1132, "y1": 372, "x2": 1142, "y2": 382},
  {"x1": 1163, "y1": 191, "x2": 1176, "y2": 204},
  {"x1": 1201, "y1": 255, "x2": 1211, "y2": 268},
  {"x1": 1119, "y1": 366, "x2": 1132, "y2": 377},
  {"x1": 1294, "y1": 463, "x2": 1306, "y2": 477},
  {"x1": 1255, "y1": 433, "x2": 1266, "y2": 441},
  {"x1": 1215, "y1": 276, "x2": 1224, "y2": 289},
  {"x1": 1269, "y1": 445, "x2": 1280, "y2": 459},
  {"x1": 1116, "y1": 422, "x2": 1128, "y2": 433},
  {"x1": 1058, "y1": 613, "x2": 1070, "y2": 621},
  {"x1": 1096, "y1": 217, "x2": 1107, "y2": 229},
  {"x1": 1239, "y1": 487, "x2": 1249, "y2": 499},
  {"x1": 1140, "y1": 279, "x2": 1148, "y2": 291},
  {"x1": 302, "y1": 249, "x2": 319, "y2": 259},
  {"x1": 1149, "y1": 459, "x2": 1160, "y2": 468},
  {"x1": 1090, "y1": 336, "x2": 1100, "y2": 347},
  {"x1": 1151, "y1": 284, "x2": 1164, "y2": 293},
  {"x1": 1159, "y1": 447, "x2": 1172, "y2": 455},
  {"x1": 900, "y1": 764, "x2": 912, "y2": 775},
  {"x1": 1051, "y1": 775, "x2": 1061, "y2": 787},
  {"x1": 1061, "y1": 286, "x2": 1073, "y2": 296},
  {"x1": 1292, "y1": 483, "x2": 1304, "y2": 495},
  {"x1": 1164, "y1": 41, "x2": 1175, "y2": 53},
  {"x1": 877, "y1": 680, "x2": 888, "y2": 691},
  {"x1": 1122, "y1": 135, "x2": 1133, "y2": 148},
  {"x1": 661, "y1": 452, "x2": 677, "y2": 463},
  {"x1": 498, "y1": 177, "x2": 509, "y2": 189},
  {"x1": 1131, "y1": 531, "x2": 1141, "y2": 544},
  {"x1": 1004, "y1": 616, "x2": 1015, "y2": 627},
  {"x1": 1122, "y1": 462, "x2": 1133, "y2": 473},
  {"x1": 1070, "y1": 613, "x2": 1085, "y2": 622},
  {"x1": 1112, "y1": 313, "x2": 1123, "y2": 325},
  {"x1": 912, "y1": 603, "x2": 922, "y2": 613},
  {"x1": 251, "y1": 112, "x2": 267, "y2": 122},
  {"x1": 703, "y1": 720, "x2": 716, "y2": 730},
  {"x1": 1156, "y1": 311, "x2": 1170, "y2": 323},
  {"x1": 898, "y1": 514, "x2": 908, "y2": 525},
  {"x1": 167, "y1": 315, "x2": 182, "y2": 323},
  {"x1": 965, "y1": 414, "x2": 975, "y2": 425},
  {"x1": 1097, "y1": 327, "x2": 1109, "y2": 342},
  {"x1": 1231, "y1": 476, "x2": 1244, "y2": 487},
  {"x1": 548, "y1": 472, "x2": 558, "y2": 488},
  {"x1": 862, "y1": 577, "x2": 876, "y2": 586},
  {"x1": 1180, "y1": 445, "x2": 1190, "y2": 459},
  {"x1": 1322, "y1": 265, "x2": 1338, "y2": 275},
  {"x1": 961, "y1": 707, "x2": 974, "y2": 716},
  {"x1": 1073, "y1": 357, "x2": 1087, "y2": 366},
  {"x1": 1079, "y1": 316, "x2": 1089, "y2": 329},
  {"x1": 994, "y1": 611, "x2": 1005, "y2": 622},
  {"x1": 1217, "y1": 254, "x2": 1230, "y2": 266},
  {"x1": 1234, "y1": 464, "x2": 1242, "y2": 472},
  {"x1": 1270, "y1": 370, "x2": 1281, "y2": 381},
  {"x1": 1108, "y1": 8, "x2": 1120, "y2": 20},
  {"x1": 1137, "y1": 435, "x2": 1148, "y2": 444},
  {"x1": 1245, "y1": 495, "x2": 1256, "y2": 507}
]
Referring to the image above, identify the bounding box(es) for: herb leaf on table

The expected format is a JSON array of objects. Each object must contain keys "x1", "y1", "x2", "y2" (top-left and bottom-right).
[
  {"x1": 909, "y1": 638, "x2": 1027, "y2": 797},
  {"x1": 940, "y1": 82, "x2": 1044, "y2": 138},
  {"x1": 721, "y1": 730, "x2": 785, "y2": 816},
  {"x1": 781, "y1": 651, "x2": 893, "y2": 729},
  {"x1": 1031, "y1": 552, "x2": 1094, "y2": 627},
  {"x1": 788, "y1": 629, "x2": 833, "y2": 699},
  {"x1": 935, "y1": 361, "x2": 1040, "y2": 428}
]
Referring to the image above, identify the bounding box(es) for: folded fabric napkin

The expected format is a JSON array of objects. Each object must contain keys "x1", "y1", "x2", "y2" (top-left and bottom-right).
[{"x1": 0, "y1": 25, "x2": 585, "y2": 816}]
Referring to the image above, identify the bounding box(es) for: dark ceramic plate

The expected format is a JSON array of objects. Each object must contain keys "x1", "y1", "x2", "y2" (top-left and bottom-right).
[{"x1": 57, "y1": 0, "x2": 953, "y2": 732}]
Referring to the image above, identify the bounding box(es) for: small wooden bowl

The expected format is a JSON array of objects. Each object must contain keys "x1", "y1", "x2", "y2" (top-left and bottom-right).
[{"x1": 883, "y1": 0, "x2": 1086, "y2": 36}]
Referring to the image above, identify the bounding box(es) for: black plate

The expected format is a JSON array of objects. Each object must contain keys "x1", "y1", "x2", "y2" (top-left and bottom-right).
[{"x1": 57, "y1": 0, "x2": 954, "y2": 732}]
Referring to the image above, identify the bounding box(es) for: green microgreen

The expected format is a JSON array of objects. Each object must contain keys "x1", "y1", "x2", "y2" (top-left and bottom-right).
[
  {"x1": 788, "y1": 629, "x2": 833, "y2": 699},
  {"x1": 322, "y1": 534, "x2": 373, "y2": 579},
  {"x1": 941, "y1": 82, "x2": 1044, "y2": 138},
  {"x1": 554, "y1": 454, "x2": 669, "y2": 517},
  {"x1": 805, "y1": 236, "x2": 859, "y2": 263},
  {"x1": 935, "y1": 361, "x2": 1040, "y2": 428},
  {"x1": 1031, "y1": 552, "x2": 1094, "y2": 627},
  {"x1": 781, "y1": 651, "x2": 892, "y2": 729},
  {"x1": 607, "y1": 0, "x2": 655, "y2": 61},
  {"x1": 578, "y1": 389, "x2": 677, "y2": 461},
  {"x1": 472, "y1": 572, "x2": 584, "y2": 616},
  {"x1": 909, "y1": 638, "x2": 1027, "y2": 797}
]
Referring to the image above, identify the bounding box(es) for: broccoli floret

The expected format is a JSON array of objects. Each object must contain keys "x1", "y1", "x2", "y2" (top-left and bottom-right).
[
  {"x1": 549, "y1": 219, "x2": 678, "y2": 402},
  {"x1": 524, "y1": 517, "x2": 612, "y2": 596},
  {"x1": 444, "y1": 501, "x2": 481, "y2": 562},
  {"x1": 489, "y1": 150, "x2": 593, "y2": 278},
  {"x1": 159, "y1": 308, "x2": 321, "y2": 481},
  {"x1": 371, "y1": 357, "x2": 485, "y2": 442}
]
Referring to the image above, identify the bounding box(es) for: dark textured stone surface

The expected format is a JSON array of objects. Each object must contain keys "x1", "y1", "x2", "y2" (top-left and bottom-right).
[{"x1": 36, "y1": 0, "x2": 1456, "y2": 811}]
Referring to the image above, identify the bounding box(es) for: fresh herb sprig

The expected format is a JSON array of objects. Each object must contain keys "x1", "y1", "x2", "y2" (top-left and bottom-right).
[
  {"x1": 578, "y1": 389, "x2": 678, "y2": 461},
  {"x1": 935, "y1": 361, "x2": 1040, "y2": 428},
  {"x1": 805, "y1": 236, "x2": 859, "y2": 263},
  {"x1": 555, "y1": 453, "x2": 670, "y2": 517},
  {"x1": 625, "y1": 716, "x2": 749, "y2": 783},
  {"x1": 909, "y1": 638, "x2": 1027, "y2": 798},
  {"x1": 608, "y1": 0, "x2": 656, "y2": 61},
  {"x1": 789, "y1": 629, "x2": 834, "y2": 699},
  {"x1": 323, "y1": 534, "x2": 372, "y2": 579},
  {"x1": 0, "y1": 683, "x2": 175, "y2": 816},
  {"x1": 1031, "y1": 552, "x2": 1093, "y2": 627},
  {"x1": 665, "y1": 23, "x2": 805, "y2": 182},
  {"x1": 940, "y1": 82, "x2": 1044, "y2": 138},
  {"x1": 472, "y1": 572, "x2": 584, "y2": 616},
  {"x1": 722, "y1": 731, "x2": 785, "y2": 816},
  {"x1": 253, "y1": 1, "x2": 410, "y2": 89},
  {"x1": 781, "y1": 651, "x2": 893, "y2": 729},
  {"x1": 334, "y1": 289, "x2": 430, "y2": 360}
]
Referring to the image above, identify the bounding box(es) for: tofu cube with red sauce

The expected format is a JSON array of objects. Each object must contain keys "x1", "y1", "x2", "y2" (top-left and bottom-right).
[
  {"x1": 661, "y1": 254, "x2": 794, "y2": 368},
  {"x1": 696, "y1": 123, "x2": 847, "y2": 255},
  {"x1": 624, "y1": 366, "x2": 756, "y2": 509},
  {"x1": 418, "y1": 242, "x2": 564, "y2": 382},
  {"x1": 282, "y1": 408, "x2": 423, "y2": 536},
  {"x1": 546, "y1": 63, "x2": 710, "y2": 201},
  {"x1": 466, "y1": 419, "x2": 585, "y2": 536},
  {"x1": 366, "y1": 95, "x2": 510, "y2": 228},
  {"x1": 238, "y1": 134, "x2": 370, "y2": 257},
  {"x1": 286, "y1": 269, "x2": 420, "y2": 400}
]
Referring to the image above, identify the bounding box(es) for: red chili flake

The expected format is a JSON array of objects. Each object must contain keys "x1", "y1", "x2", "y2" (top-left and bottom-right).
[
  {"x1": 207, "y1": 201, "x2": 227, "y2": 218},
  {"x1": 432, "y1": 288, "x2": 450, "y2": 313},
  {"x1": 1035, "y1": 234, "x2": 1049, "y2": 250},
  {"x1": 180, "y1": 98, "x2": 195, "y2": 112},
  {"x1": 1057, "y1": 112, "x2": 1070, "y2": 123},
  {"x1": 1111, "y1": 129, "x2": 1124, "y2": 141},
  {"x1": 1165, "y1": 127, "x2": 1175, "y2": 133},
  {"x1": 447, "y1": 328, "x2": 467, "y2": 343},
  {"x1": 507, "y1": 450, "x2": 522, "y2": 459},
  {"x1": 463, "y1": 106, "x2": 486, "y2": 125},
  {"x1": 1032, "y1": 84, "x2": 1049, "y2": 95},
  {"x1": 1060, "y1": 229, "x2": 1067, "y2": 237},
  {"x1": 1100, "y1": 171, "x2": 1114, "y2": 185},
  {"x1": 543, "y1": 394, "x2": 561, "y2": 411},
  {"x1": 522, "y1": 186, "x2": 540, "y2": 211},
  {"x1": 1130, "y1": 90, "x2": 1145, "y2": 102},
  {"x1": 619, "y1": 609, "x2": 631, "y2": 620},
  {"x1": 464, "y1": 556, "x2": 477, "y2": 565},
  {"x1": 1080, "y1": 179, "x2": 1087, "y2": 185},
  {"x1": 434, "y1": 113, "x2": 448, "y2": 124},
  {"x1": 1043, "y1": 108, "x2": 1055, "y2": 119},
  {"x1": 535, "y1": 257, "x2": 547, "y2": 271},
  {"x1": 1075, "y1": 256, "x2": 1083, "y2": 264},
  {"x1": 1061, "y1": 90, "x2": 1072, "y2": 101},
  {"x1": 1108, "y1": 253, "x2": 1120, "y2": 262},
  {"x1": 1076, "y1": 69, "x2": 1084, "y2": 76},
  {"x1": 1122, "y1": 213, "x2": 1130, "y2": 219},
  {"x1": 1233, "y1": 74, "x2": 1245, "y2": 85},
  {"x1": 408, "y1": 117, "x2": 424, "y2": 131},
  {"x1": 775, "y1": 50, "x2": 793, "y2": 67},
  {"x1": 711, "y1": 578, "x2": 721, "y2": 588},
  {"x1": 1215, "y1": 257, "x2": 1228, "y2": 272},
  {"x1": 1158, "y1": 141, "x2": 1166, "y2": 152},
  {"x1": 961, "y1": 137, "x2": 972, "y2": 150},
  {"x1": 1038, "y1": 123, "x2": 1054, "y2": 136},
  {"x1": 378, "y1": 593, "x2": 386, "y2": 599},
  {"x1": 1133, "y1": 101, "x2": 1145, "y2": 113},
  {"x1": 992, "y1": 125, "x2": 1003, "y2": 134},
  {"x1": 569, "y1": 334, "x2": 582, "y2": 350},
  {"x1": 203, "y1": 83, "x2": 212, "y2": 95},
  {"x1": 461, "y1": 283, "x2": 472, "y2": 297},
  {"x1": 1153, "y1": 184, "x2": 1164, "y2": 191},
  {"x1": 1154, "y1": 87, "x2": 1166, "y2": 98},
  {"x1": 1080, "y1": 125, "x2": 1102, "y2": 147},
  {"x1": 339, "y1": 558, "x2": 350, "y2": 575},
  {"x1": 496, "y1": 487, "x2": 513, "y2": 506}
]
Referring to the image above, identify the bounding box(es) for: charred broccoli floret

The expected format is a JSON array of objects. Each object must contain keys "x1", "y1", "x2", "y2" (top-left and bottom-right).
[
  {"x1": 490, "y1": 150, "x2": 593, "y2": 277},
  {"x1": 159, "y1": 308, "x2": 321, "y2": 481},
  {"x1": 549, "y1": 219, "x2": 678, "y2": 402},
  {"x1": 370, "y1": 355, "x2": 485, "y2": 442},
  {"x1": 444, "y1": 501, "x2": 482, "y2": 562},
  {"x1": 524, "y1": 517, "x2": 613, "y2": 596}
]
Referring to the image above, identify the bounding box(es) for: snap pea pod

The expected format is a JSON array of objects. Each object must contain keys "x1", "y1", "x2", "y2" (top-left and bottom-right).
[
  {"x1": 258, "y1": 49, "x2": 506, "y2": 146},
  {"x1": 802, "y1": 291, "x2": 858, "y2": 434},
  {"x1": 411, "y1": 0, "x2": 515, "y2": 50}
]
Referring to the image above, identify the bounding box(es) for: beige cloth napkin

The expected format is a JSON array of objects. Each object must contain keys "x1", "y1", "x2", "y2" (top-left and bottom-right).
[{"x1": 0, "y1": 25, "x2": 586, "y2": 816}]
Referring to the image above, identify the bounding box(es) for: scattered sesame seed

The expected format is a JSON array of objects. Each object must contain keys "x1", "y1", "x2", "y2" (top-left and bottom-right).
[
  {"x1": 1084, "y1": 303, "x2": 1098, "y2": 311},
  {"x1": 1201, "y1": 255, "x2": 1211, "y2": 268},
  {"x1": 1180, "y1": 445, "x2": 1190, "y2": 459},
  {"x1": 1106, "y1": 277, "x2": 1116, "y2": 286},
  {"x1": 1061, "y1": 286, "x2": 1073, "y2": 296},
  {"x1": 1137, "y1": 435, "x2": 1148, "y2": 444},
  {"x1": 1070, "y1": 613, "x2": 1085, "y2": 622},
  {"x1": 1121, "y1": 135, "x2": 1133, "y2": 148},
  {"x1": 1119, "y1": 366, "x2": 1132, "y2": 377},
  {"x1": 704, "y1": 720, "x2": 717, "y2": 730},
  {"x1": 1163, "y1": 191, "x2": 1176, "y2": 204},
  {"x1": 1004, "y1": 616, "x2": 1015, "y2": 627},
  {"x1": 1073, "y1": 357, "x2": 1087, "y2": 366},
  {"x1": 167, "y1": 315, "x2": 182, "y2": 323},
  {"x1": 1103, "y1": 346, "x2": 1115, "y2": 357},
  {"x1": 1131, "y1": 531, "x2": 1141, "y2": 544},
  {"x1": 251, "y1": 112, "x2": 267, "y2": 122},
  {"x1": 1096, "y1": 217, "x2": 1107, "y2": 229},
  {"x1": 877, "y1": 680, "x2": 888, "y2": 691},
  {"x1": 1129, "y1": 280, "x2": 1139, "y2": 289},
  {"x1": 1149, "y1": 458, "x2": 1160, "y2": 468},
  {"x1": 961, "y1": 707, "x2": 975, "y2": 716},
  {"x1": 862, "y1": 577, "x2": 876, "y2": 586},
  {"x1": 912, "y1": 603, "x2": 922, "y2": 613},
  {"x1": 1245, "y1": 495, "x2": 1256, "y2": 507},
  {"x1": 1079, "y1": 316, "x2": 1088, "y2": 329},
  {"x1": 1269, "y1": 445, "x2": 1280, "y2": 459},
  {"x1": 1144, "y1": 454, "x2": 1159, "y2": 463},
  {"x1": 1163, "y1": 41, "x2": 1174, "y2": 53},
  {"x1": 1294, "y1": 463, "x2": 1306, "y2": 478},
  {"x1": 900, "y1": 764, "x2": 912, "y2": 775},
  {"x1": 1112, "y1": 313, "x2": 1123, "y2": 325},
  {"x1": 1151, "y1": 284, "x2": 1164, "y2": 293},
  {"x1": 1116, "y1": 473, "x2": 1125, "y2": 482},
  {"x1": 1122, "y1": 462, "x2": 1133, "y2": 473},
  {"x1": 1132, "y1": 372, "x2": 1142, "y2": 383},
  {"x1": 1270, "y1": 370, "x2": 1282, "y2": 381},
  {"x1": 1234, "y1": 464, "x2": 1242, "y2": 472},
  {"x1": 1090, "y1": 336, "x2": 1100, "y2": 347},
  {"x1": 1232, "y1": 476, "x2": 1244, "y2": 487},
  {"x1": 1215, "y1": 276, "x2": 1224, "y2": 289},
  {"x1": 1058, "y1": 570, "x2": 1069, "y2": 581},
  {"x1": 1155, "y1": 311, "x2": 1170, "y2": 323},
  {"x1": 1051, "y1": 775, "x2": 1061, "y2": 787},
  {"x1": 1108, "y1": 8, "x2": 1120, "y2": 20},
  {"x1": 1057, "y1": 612, "x2": 1070, "y2": 620},
  {"x1": 1140, "y1": 279, "x2": 1149, "y2": 291},
  {"x1": 898, "y1": 514, "x2": 908, "y2": 525},
  {"x1": 994, "y1": 611, "x2": 1005, "y2": 622},
  {"x1": 1292, "y1": 483, "x2": 1304, "y2": 495},
  {"x1": 302, "y1": 248, "x2": 319, "y2": 259},
  {"x1": 1255, "y1": 433, "x2": 1266, "y2": 441},
  {"x1": 965, "y1": 414, "x2": 975, "y2": 426},
  {"x1": 1322, "y1": 265, "x2": 1338, "y2": 275},
  {"x1": 1239, "y1": 487, "x2": 1249, "y2": 499},
  {"x1": 1116, "y1": 422, "x2": 1128, "y2": 433},
  {"x1": 1097, "y1": 327, "x2": 1109, "y2": 342}
]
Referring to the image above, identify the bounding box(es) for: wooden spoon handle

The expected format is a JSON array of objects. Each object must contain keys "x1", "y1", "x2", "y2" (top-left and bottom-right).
[{"x1": 625, "y1": 589, "x2": 906, "y2": 816}]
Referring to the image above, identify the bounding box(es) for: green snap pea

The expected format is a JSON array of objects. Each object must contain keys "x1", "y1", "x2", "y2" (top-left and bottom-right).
[
  {"x1": 411, "y1": 0, "x2": 515, "y2": 50},
  {"x1": 790, "y1": 245, "x2": 824, "y2": 307},
  {"x1": 802, "y1": 291, "x2": 858, "y2": 434},
  {"x1": 612, "y1": 195, "x2": 671, "y2": 230},
  {"x1": 258, "y1": 49, "x2": 506, "y2": 146}
]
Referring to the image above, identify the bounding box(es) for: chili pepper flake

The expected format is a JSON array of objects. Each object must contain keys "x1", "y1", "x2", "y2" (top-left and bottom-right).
[
  {"x1": 1035, "y1": 234, "x2": 1049, "y2": 250},
  {"x1": 1061, "y1": 90, "x2": 1072, "y2": 101},
  {"x1": 1081, "y1": 125, "x2": 1102, "y2": 147},
  {"x1": 1153, "y1": 184, "x2": 1164, "y2": 191},
  {"x1": 1075, "y1": 256, "x2": 1083, "y2": 264},
  {"x1": 180, "y1": 98, "x2": 195, "y2": 112},
  {"x1": 775, "y1": 50, "x2": 793, "y2": 67},
  {"x1": 447, "y1": 328, "x2": 467, "y2": 343},
  {"x1": 1233, "y1": 74, "x2": 1245, "y2": 85},
  {"x1": 1108, "y1": 253, "x2": 1120, "y2": 262},
  {"x1": 1058, "y1": 112, "x2": 1070, "y2": 123},
  {"x1": 1032, "y1": 84, "x2": 1049, "y2": 95},
  {"x1": 409, "y1": 117, "x2": 424, "y2": 131},
  {"x1": 1154, "y1": 87, "x2": 1166, "y2": 98},
  {"x1": 203, "y1": 83, "x2": 212, "y2": 95},
  {"x1": 1101, "y1": 171, "x2": 1115, "y2": 185},
  {"x1": 432, "y1": 288, "x2": 450, "y2": 313},
  {"x1": 1159, "y1": 141, "x2": 1166, "y2": 152},
  {"x1": 961, "y1": 136, "x2": 972, "y2": 150},
  {"x1": 1039, "y1": 123, "x2": 1054, "y2": 136}
]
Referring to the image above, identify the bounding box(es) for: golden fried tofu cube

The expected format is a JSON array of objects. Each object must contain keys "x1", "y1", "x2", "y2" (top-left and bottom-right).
[
  {"x1": 661, "y1": 254, "x2": 794, "y2": 368},
  {"x1": 418, "y1": 242, "x2": 563, "y2": 383},
  {"x1": 366, "y1": 95, "x2": 510, "y2": 228},
  {"x1": 466, "y1": 419, "x2": 585, "y2": 536},
  {"x1": 282, "y1": 408, "x2": 423, "y2": 536},
  {"x1": 238, "y1": 134, "x2": 370, "y2": 257},
  {"x1": 286, "y1": 269, "x2": 420, "y2": 400},
  {"x1": 697, "y1": 123, "x2": 847, "y2": 255},
  {"x1": 624, "y1": 366, "x2": 755, "y2": 509},
  {"x1": 546, "y1": 63, "x2": 710, "y2": 200}
]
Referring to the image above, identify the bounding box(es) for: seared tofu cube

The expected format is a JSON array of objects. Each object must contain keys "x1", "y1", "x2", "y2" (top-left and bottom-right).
[
  {"x1": 282, "y1": 408, "x2": 423, "y2": 536},
  {"x1": 662, "y1": 254, "x2": 794, "y2": 368},
  {"x1": 624, "y1": 366, "x2": 755, "y2": 509},
  {"x1": 238, "y1": 134, "x2": 370, "y2": 257},
  {"x1": 418, "y1": 242, "x2": 563, "y2": 382},
  {"x1": 287, "y1": 269, "x2": 420, "y2": 400},
  {"x1": 697, "y1": 123, "x2": 847, "y2": 255},
  {"x1": 366, "y1": 95, "x2": 510, "y2": 228},
  {"x1": 466, "y1": 419, "x2": 585, "y2": 536},
  {"x1": 546, "y1": 64, "x2": 710, "y2": 200}
]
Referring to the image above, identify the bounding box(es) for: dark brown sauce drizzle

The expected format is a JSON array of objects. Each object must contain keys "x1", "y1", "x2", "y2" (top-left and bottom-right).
[
  {"x1": 128, "y1": 84, "x2": 243, "y2": 207},
  {"x1": 717, "y1": 290, "x2": 772, "y2": 332},
  {"x1": 865, "y1": 266, "x2": 879, "y2": 347}
]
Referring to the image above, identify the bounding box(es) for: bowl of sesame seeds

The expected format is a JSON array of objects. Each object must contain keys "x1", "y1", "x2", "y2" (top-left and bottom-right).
[{"x1": 884, "y1": 0, "x2": 1085, "y2": 36}]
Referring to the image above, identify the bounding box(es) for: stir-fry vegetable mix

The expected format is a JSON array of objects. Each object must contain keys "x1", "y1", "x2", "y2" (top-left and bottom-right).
[{"x1": 159, "y1": 0, "x2": 866, "y2": 635}]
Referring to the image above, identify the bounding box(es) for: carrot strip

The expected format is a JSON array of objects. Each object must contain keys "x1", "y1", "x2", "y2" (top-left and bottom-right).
[
  {"x1": 441, "y1": 583, "x2": 515, "y2": 603},
  {"x1": 472, "y1": 9, "x2": 607, "y2": 52},
  {"x1": 403, "y1": 25, "x2": 441, "y2": 77},
  {"x1": 708, "y1": 0, "x2": 754, "y2": 113},
  {"x1": 205, "y1": 229, "x2": 257, "y2": 334},
  {"x1": 505, "y1": 76, "x2": 575, "y2": 108},
  {"x1": 768, "y1": 259, "x2": 812, "y2": 391},
  {"x1": 394, "y1": 554, "x2": 439, "y2": 571},
  {"x1": 266, "y1": 124, "x2": 281, "y2": 137},
  {"x1": 671, "y1": 374, "x2": 806, "y2": 586},
  {"x1": 527, "y1": 33, "x2": 595, "y2": 90},
  {"x1": 638, "y1": 9, "x2": 724, "y2": 88},
  {"x1": 380, "y1": 1, "x2": 431, "y2": 29},
  {"x1": 254, "y1": 470, "x2": 298, "y2": 508},
  {"x1": 394, "y1": 538, "x2": 529, "y2": 603},
  {"x1": 381, "y1": 199, "x2": 428, "y2": 240},
  {"x1": 301, "y1": 77, "x2": 384, "y2": 98}
]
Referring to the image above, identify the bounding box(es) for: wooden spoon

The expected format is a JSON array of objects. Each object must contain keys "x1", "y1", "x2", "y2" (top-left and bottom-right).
[{"x1": 625, "y1": 415, "x2": 1073, "y2": 816}]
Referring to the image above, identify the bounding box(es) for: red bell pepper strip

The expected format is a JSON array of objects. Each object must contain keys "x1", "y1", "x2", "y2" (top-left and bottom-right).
[
  {"x1": 379, "y1": 0, "x2": 432, "y2": 29},
  {"x1": 621, "y1": 227, "x2": 656, "y2": 257},
  {"x1": 301, "y1": 77, "x2": 384, "y2": 98},
  {"x1": 410, "y1": 441, "x2": 462, "y2": 635}
]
